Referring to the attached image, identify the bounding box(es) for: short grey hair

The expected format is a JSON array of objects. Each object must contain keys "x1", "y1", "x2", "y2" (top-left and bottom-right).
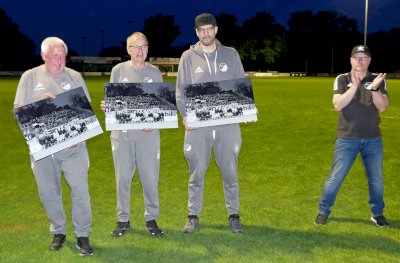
[
  {"x1": 126, "y1": 32, "x2": 148, "y2": 47},
  {"x1": 41, "y1": 37, "x2": 68, "y2": 55}
]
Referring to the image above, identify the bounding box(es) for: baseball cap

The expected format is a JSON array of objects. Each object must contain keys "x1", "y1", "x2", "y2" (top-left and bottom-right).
[
  {"x1": 195, "y1": 13, "x2": 217, "y2": 28},
  {"x1": 351, "y1": 45, "x2": 371, "y2": 57}
]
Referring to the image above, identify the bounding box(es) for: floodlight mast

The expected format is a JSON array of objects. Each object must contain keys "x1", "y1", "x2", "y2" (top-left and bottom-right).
[{"x1": 364, "y1": 0, "x2": 368, "y2": 45}]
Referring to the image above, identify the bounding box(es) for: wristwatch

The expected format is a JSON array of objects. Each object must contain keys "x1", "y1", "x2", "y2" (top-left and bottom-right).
[{"x1": 371, "y1": 86, "x2": 379, "y2": 92}]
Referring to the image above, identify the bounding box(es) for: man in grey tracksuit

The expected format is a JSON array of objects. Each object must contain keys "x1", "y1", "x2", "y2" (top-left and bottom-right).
[
  {"x1": 13, "y1": 37, "x2": 93, "y2": 256},
  {"x1": 176, "y1": 13, "x2": 245, "y2": 233},
  {"x1": 101, "y1": 32, "x2": 164, "y2": 237}
]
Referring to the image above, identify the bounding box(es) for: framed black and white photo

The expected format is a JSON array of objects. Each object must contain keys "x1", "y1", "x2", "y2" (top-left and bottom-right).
[
  {"x1": 104, "y1": 82, "x2": 178, "y2": 130},
  {"x1": 184, "y1": 77, "x2": 257, "y2": 128},
  {"x1": 13, "y1": 87, "x2": 103, "y2": 161}
]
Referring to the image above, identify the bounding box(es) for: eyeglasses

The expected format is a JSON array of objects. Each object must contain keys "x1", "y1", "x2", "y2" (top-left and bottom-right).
[
  {"x1": 351, "y1": 56, "x2": 370, "y2": 62},
  {"x1": 196, "y1": 26, "x2": 215, "y2": 34},
  {"x1": 128, "y1": 45, "x2": 149, "y2": 52}
]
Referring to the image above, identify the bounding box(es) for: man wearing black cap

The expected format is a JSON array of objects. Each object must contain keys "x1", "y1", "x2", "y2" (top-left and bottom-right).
[
  {"x1": 176, "y1": 13, "x2": 245, "y2": 233},
  {"x1": 315, "y1": 45, "x2": 389, "y2": 227}
]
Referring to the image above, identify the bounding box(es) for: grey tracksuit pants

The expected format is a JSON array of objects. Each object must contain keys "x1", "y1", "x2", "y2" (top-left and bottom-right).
[
  {"x1": 111, "y1": 134, "x2": 160, "y2": 222},
  {"x1": 31, "y1": 143, "x2": 92, "y2": 237},
  {"x1": 184, "y1": 124, "x2": 242, "y2": 216}
]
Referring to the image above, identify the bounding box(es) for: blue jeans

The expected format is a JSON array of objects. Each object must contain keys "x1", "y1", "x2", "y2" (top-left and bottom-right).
[{"x1": 318, "y1": 137, "x2": 385, "y2": 217}]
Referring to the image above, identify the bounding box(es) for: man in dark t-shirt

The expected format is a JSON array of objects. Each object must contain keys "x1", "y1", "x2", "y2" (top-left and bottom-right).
[{"x1": 315, "y1": 45, "x2": 389, "y2": 227}]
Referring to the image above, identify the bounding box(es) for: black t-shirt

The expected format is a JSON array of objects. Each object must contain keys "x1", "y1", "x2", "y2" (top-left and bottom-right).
[{"x1": 333, "y1": 72, "x2": 388, "y2": 139}]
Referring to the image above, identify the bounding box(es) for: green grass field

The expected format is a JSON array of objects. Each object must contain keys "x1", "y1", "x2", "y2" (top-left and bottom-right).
[{"x1": 0, "y1": 76, "x2": 399, "y2": 262}]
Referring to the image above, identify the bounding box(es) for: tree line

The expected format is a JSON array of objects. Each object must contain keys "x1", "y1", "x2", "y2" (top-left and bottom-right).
[{"x1": 1, "y1": 7, "x2": 399, "y2": 74}]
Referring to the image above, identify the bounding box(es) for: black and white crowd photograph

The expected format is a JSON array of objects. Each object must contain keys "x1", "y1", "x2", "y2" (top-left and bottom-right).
[
  {"x1": 184, "y1": 78, "x2": 257, "y2": 128},
  {"x1": 13, "y1": 87, "x2": 103, "y2": 160},
  {"x1": 104, "y1": 82, "x2": 178, "y2": 130}
]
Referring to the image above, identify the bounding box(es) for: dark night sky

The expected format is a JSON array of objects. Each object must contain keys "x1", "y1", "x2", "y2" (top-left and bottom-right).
[{"x1": 1, "y1": 0, "x2": 399, "y2": 56}]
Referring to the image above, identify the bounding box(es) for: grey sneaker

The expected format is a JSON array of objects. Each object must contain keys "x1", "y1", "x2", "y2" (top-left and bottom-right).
[
  {"x1": 371, "y1": 216, "x2": 389, "y2": 227},
  {"x1": 315, "y1": 213, "x2": 328, "y2": 226},
  {"x1": 111, "y1": 221, "x2": 130, "y2": 237},
  {"x1": 183, "y1": 215, "x2": 199, "y2": 233},
  {"x1": 76, "y1": 237, "x2": 93, "y2": 256},
  {"x1": 49, "y1": 234, "x2": 66, "y2": 251},
  {"x1": 146, "y1": 220, "x2": 164, "y2": 237},
  {"x1": 229, "y1": 214, "x2": 242, "y2": 233}
]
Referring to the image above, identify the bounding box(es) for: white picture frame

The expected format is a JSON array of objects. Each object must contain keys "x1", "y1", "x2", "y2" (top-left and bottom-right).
[
  {"x1": 104, "y1": 82, "x2": 178, "y2": 130},
  {"x1": 13, "y1": 87, "x2": 103, "y2": 161},
  {"x1": 184, "y1": 77, "x2": 257, "y2": 128}
]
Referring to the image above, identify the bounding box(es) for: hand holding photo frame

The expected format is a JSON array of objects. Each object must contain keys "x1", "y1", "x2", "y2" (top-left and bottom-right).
[{"x1": 13, "y1": 87, "x2": 103, "y2": 161}]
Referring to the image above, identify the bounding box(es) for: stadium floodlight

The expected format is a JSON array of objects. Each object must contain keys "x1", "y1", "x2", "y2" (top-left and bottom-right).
[{"x1": 364, "y1": 0, "x2": 368, "y2": 45}]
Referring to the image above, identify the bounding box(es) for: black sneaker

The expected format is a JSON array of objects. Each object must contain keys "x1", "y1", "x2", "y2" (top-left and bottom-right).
[
  {"x1": 49, "y1": 234, "x2": 66, "y2": 251},
  {"x1": 76, "y1": 237, "x2": 93, "y2": 256},
  {"x1": 146, "y1": 220, "x2": 164, "y2": 237},
  {"x1": 229, "y1": 214, "x2": 242, "y2": 233},
  {"x1": 371, "y1": 216, "x2": 389, "y2": 227},
  {"x1": 111, "y1": 221, "x2": 130, "y2": 237},
  {"x1": 183, "y1": 215, "x2": 199, "y2": 233},
  {"x1": 315, "y1": 213, "x2": 328, "y2": 226}
]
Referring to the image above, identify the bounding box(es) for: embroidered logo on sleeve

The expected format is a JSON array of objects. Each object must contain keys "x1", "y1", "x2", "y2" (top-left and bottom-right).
[{"x1": 122, "y1": 77, "x2": 129, "y2": 82}]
